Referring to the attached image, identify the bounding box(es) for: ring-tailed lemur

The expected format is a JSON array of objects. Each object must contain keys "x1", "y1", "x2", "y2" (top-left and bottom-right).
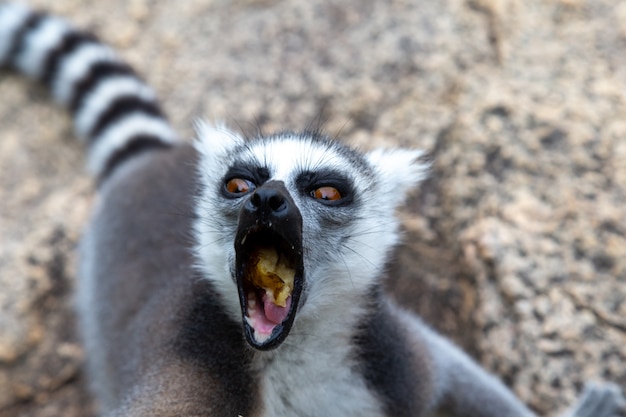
[{"x1": 1, "y1": 3, "x2": 624, "y2": 417}]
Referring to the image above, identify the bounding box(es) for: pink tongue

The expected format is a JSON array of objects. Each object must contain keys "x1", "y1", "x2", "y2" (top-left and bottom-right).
[{"x1": 262, "y1": 293, "x2": 292, "y2": 325}]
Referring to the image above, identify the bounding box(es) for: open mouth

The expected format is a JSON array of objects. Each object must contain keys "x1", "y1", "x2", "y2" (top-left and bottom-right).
[{"x1": 235, "y1": 228, "x2": 304, "y2": 350}]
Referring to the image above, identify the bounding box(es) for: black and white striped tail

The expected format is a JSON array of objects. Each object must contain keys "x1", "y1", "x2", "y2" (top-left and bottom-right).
[{"x1": 0, "y1": 3, "x2": 179, "y2": 180}]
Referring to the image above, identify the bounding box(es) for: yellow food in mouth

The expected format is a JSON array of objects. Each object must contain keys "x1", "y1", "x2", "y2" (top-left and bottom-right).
[{"x1": 249, "y1": 246, "x2": 295, "y2": 307}]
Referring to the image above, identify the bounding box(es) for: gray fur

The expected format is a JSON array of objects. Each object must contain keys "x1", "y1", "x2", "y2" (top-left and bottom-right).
[
  {"x1": 76, "y1": 140, "x2": 625, "y2": 417},
  {"x1": 2, "y1": 3, "x2": 625, "y2": 417}
]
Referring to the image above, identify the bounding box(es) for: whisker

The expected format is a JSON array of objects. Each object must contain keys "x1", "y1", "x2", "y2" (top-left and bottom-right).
[{"x1": 339, "y1": 242, "x2": 378, "y2": 269}]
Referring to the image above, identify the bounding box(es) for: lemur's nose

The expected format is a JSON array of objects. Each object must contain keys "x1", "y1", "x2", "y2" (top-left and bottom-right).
[
  {"x1": 245, "y1": 180, "x2": 293, "y2": 220},
  {"x1": 251, "y1": 186, "x2": 287, "y2": 214}
]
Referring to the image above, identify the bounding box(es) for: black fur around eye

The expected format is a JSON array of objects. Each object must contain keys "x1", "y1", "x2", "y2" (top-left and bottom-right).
[
  {"x1": 297, "y1": 170, "x2": 353, "y2": 206},
  {"x1": 222, "y1": 166, "x2": 269, "y2": 198}
]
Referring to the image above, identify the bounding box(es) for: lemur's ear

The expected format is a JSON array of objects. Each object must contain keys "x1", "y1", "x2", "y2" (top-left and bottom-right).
[
  {"x1": 193, "y1": 120, "x2": 246, "y2": 180},
  {"x1": 365, "y1": 147, "x2": 429, "y2": 209},
  {"x1": 193, "y1": 120, "x2": 245, "y2": 159}
]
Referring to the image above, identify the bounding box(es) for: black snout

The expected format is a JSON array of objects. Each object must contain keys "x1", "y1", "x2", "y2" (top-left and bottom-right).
[
  {"x1": 237, "y1": 180, "x2": 303, "y2": 256},
  {"x1": 235, "y1": 179, "x2": 305, "y2": 350}
]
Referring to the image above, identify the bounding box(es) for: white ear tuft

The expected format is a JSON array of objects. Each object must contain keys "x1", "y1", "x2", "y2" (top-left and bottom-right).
[
  {"x1": 365, "y1": 147, "x2": 429, "y2": 207},
  {"x1": 193, "y1": 119, "x2": 244, "y2": 158}
]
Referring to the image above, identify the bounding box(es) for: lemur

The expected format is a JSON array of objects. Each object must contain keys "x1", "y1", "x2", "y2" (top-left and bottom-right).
[{"x1": 1, "y1": 3, "x2": 624, "y2": 417}]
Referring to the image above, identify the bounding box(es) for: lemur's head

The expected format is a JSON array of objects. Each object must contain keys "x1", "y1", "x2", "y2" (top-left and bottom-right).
[{"x1": 193, "y1": 122, "x2": 427, "y2": 350}]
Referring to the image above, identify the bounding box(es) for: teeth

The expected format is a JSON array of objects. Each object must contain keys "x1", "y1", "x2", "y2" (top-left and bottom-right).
[
  {"x1": 264, "y1": 288, "x2": 275, "y2": 303},
  {"x1": 247, "y1": 293, "x2": 256, "y2": 309}
]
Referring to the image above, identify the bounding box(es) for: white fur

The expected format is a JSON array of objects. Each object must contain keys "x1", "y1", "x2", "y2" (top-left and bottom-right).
[
  {"x1": 193, "y1": 236, "x2": 240, "y2": 322},
  {"x1": 0, "y1": 3, "x2": 30, "y2": 63},
  {"x1": 193, "y1": 122, "x2": 247, "y2": 319},
  {"x1": 74, "y1": 75, "x2": 156, "y2": 138},
  {"x1": 194, "y1": 120, "x2": 245, "y2": 159},
  {"x1": 365, "y1": 147, "x2": 428, "y2": 209},
  {"x1": 14, "y1": 16, "x2": 70, "y2": 78},
  {"x1": 52, "y1": 42, "x2": 118, "y2": 105},
  {"x1": 87, "y1": 113, "x2": 178, "y2": 176},
  {"x1": 255, "y1": 309, "x2": 384, "y2": 417}
]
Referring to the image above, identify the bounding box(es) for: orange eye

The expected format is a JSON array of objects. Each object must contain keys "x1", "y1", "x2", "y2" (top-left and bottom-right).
[
  {"x1": 226, "y1": 178, "x2": 254, "y2": 194},
  {"x1": 311, "y1": 186, "x2": 342, "y2": 201}
]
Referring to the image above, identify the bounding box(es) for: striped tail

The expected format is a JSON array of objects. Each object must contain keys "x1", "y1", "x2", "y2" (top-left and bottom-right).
[{"x1": 0, "y1": 3, "x2": 179, "y2": 180}]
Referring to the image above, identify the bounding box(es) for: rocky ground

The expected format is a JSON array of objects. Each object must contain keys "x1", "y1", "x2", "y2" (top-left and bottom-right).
[{"x1": 1, "y1": 0, "x2": 625, "y2": 416}]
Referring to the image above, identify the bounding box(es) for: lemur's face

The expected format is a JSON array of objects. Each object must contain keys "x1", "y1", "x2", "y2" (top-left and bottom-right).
[{"x1": 194, "y1": 123, "x2": 426, "y2": 350}]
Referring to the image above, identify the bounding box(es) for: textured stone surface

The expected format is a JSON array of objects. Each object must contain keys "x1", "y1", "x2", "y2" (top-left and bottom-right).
[{"x1": 1, "y1": 0, "x2": 625, "y2": 416}]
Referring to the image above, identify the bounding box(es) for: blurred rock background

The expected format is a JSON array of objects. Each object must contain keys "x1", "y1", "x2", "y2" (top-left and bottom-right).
[{"x1": 1, "y1": 0, "x2": 624, "y2": 416}]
